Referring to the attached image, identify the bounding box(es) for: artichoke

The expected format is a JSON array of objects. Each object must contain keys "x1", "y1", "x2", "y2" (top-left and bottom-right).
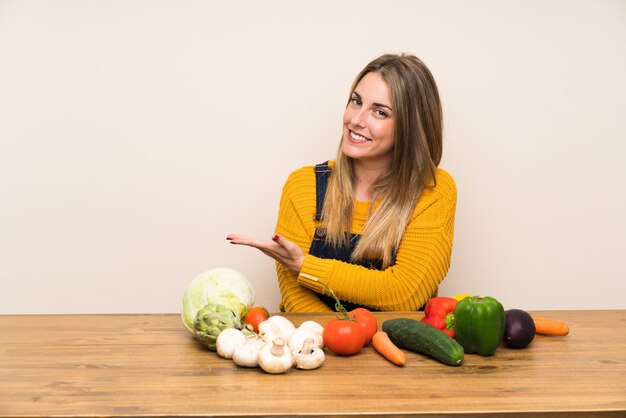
[{"x1": 193, "y1": 303, "x2": 245, "y2": 351}]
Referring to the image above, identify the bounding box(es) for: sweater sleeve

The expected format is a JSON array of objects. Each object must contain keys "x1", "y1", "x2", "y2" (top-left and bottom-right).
[
  {"x1": 297, "y1": 169, "x2": 457, "y2": 311},
  {"x1": 274, "y1": 167, "x2": 333, "y2": 312}
]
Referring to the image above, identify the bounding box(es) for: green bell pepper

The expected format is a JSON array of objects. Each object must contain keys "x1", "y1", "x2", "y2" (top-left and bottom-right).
[{"x1": 454, "y1": 296, "x2": 505, "y2": 356}]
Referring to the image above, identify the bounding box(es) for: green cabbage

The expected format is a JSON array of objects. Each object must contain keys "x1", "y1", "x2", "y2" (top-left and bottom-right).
[{"x1": 181, "y1": 267, "x2": 255, "y2": 334}]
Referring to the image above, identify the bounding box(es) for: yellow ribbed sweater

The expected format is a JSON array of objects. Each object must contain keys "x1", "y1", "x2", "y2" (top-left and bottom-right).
[{"x1": 275, "y1": 162, "x2": 457, "y2": 312}]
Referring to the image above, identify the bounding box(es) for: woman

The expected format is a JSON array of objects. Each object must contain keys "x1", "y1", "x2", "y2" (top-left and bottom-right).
[{"x1": 227, "y1": 53, "x2": 457, "y2": 312}]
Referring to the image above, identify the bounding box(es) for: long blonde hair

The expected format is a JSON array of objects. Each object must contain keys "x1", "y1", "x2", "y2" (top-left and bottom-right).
[{"x1": 320, "y1": 53, "x2": 443, "y2": 268}]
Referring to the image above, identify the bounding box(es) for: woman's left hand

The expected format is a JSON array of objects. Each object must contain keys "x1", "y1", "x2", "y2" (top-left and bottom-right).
[{"x1": 226, "y1": 233, "x2": 305, "y2": 273}]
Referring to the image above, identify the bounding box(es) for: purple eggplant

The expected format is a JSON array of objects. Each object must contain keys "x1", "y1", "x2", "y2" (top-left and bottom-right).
[{"x1": 504, "y1": 309, "x2": 536, "y2": 348}]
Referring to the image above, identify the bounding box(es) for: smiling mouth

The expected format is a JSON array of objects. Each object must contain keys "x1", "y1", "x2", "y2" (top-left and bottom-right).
[{"x1": 349, "y1": 130, "x2": 370, "y2": 143}]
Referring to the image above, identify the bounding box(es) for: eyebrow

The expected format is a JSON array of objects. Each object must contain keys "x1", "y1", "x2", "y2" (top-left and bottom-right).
[{"x1": 352, "y1": 91, "x2": 393, "y2": 111}]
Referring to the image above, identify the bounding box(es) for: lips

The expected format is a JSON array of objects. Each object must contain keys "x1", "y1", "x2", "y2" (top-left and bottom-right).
[{"x1": 348, "y1": 130, "x2": 370, "y2": 144}]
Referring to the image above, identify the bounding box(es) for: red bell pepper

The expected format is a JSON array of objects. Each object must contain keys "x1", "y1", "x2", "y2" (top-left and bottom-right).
[{"x1": 420, "y1": 297, "x2": 458, "y2": 338}]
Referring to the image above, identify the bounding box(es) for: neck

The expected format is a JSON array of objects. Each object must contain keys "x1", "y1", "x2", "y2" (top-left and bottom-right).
[{"x1": 353, "y1": 159, "x2": 389, "y2": 201}]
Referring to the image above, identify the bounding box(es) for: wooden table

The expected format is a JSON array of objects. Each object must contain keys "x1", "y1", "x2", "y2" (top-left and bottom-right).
[{"x1": 1, "y1": 311, "x2": 625, "y2": 417}]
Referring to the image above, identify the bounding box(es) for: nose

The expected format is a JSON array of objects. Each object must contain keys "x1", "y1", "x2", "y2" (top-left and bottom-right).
[{"x1": 349, "y1": 108, "x2": 366, "y2": 129}]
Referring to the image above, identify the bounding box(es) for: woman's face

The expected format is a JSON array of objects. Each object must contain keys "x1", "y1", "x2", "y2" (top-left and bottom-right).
[{"x1": 342, "y1": 72, "x2": 395, "y2": 167}]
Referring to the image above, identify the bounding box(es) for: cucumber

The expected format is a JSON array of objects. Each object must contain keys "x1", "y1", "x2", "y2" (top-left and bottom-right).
[{"x1": 382, "y1": 318, "x2": 464, "y2": 366}]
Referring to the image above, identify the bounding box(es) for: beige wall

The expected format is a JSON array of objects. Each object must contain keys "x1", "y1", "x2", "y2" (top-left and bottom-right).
[{"x1": 1, "y1": 0, "x2": 625, "y2": 314}]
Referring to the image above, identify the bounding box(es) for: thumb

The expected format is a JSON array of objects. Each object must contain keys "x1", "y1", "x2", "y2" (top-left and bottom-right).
[{"x1": 272, "y1": 233, "x2": 292, "y2": 249}]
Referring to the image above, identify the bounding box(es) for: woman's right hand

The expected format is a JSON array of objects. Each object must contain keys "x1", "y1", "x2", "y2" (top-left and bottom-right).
[{"x1": 226, "y1": 233, "x2": 305, "y2": 274}]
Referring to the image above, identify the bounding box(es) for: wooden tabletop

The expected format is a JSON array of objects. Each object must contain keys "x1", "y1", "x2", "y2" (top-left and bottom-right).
[{"x1": 1, "y1": 310, "x2": 625, "y2": 417}]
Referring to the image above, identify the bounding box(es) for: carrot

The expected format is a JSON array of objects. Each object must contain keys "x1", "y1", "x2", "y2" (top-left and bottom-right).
[
  {"x1": 532, "y1": 316, "x2": 570, "y2": 336},
  {"x1": 372, "y1": 331, "x2": 406, "y2": 366}
]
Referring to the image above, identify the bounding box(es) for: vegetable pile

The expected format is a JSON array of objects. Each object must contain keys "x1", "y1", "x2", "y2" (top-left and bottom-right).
[{"x1": 181, "y1": 270, "x2": 570, "y2": 372}]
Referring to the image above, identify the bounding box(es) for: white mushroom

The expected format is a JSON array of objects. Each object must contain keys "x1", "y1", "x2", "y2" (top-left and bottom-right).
[
  {"x1": 258, "y1": 315, "x2": 296, "y2": 341},
  {"x1": 258, "y1": 320, "x2": 283, "y2": 343},
  {"x1": 293, "y1": 337, "x2": 325, "y2": 370},
  {"x1": 297, "y1": 320, "x2": 325, "y2": 349},
  {"x1": 288, "y1": 325, "x2": 324, "y2": 354},
  {"x1": 232, "y1": 335, "x2": 264, "y2": 368},
  {"x1": 299, "y1": 320, "x2": 324, "y2": 335},
  {"x1": 257, "y1": 337, "x2": 293, "y2": 374},
  {"x1": 216, "y1": 328, "x2": 247, "y2": 359}
]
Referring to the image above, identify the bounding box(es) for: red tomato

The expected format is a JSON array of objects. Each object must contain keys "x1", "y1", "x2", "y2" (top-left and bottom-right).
[
  {"x1": 323, "y1": 319, "x2": 366, "y2": 355},
  {"x1": 350, "y1": 308, "x2": 378, "y2": 346},
  {"x1": 243, "y1": 306, "x2": 270, "y2": 333}
]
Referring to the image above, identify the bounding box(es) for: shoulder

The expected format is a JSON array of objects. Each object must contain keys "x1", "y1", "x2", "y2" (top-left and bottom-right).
[
  {"x1": 411, "y1": 168, "x2": 457, "y2": 221},
  {"x1": 281, "y1": 161, "x2": 333, "y2": 197},
  {"x1": 433, "y1": 168, "x2": 457, "y2": 200},
  {"x1": 284, "y1": 161, "x2": 334, "y2": 185},
  {"x1": 283, "y1": 164, "x2": 315, "y2": 188}
]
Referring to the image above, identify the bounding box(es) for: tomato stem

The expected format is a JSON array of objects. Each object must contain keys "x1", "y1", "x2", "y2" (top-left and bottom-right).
[{"x1": 304, "y1": 275, "x2": 352, "y2": 320}]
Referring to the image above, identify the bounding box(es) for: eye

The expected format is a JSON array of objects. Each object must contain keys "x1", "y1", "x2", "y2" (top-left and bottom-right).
[
  {"x1": 350, "y1": 96, "x2": 362, "y2": 106},
  {"x1": 375, "y1": 109, "x2": 389, "y2": 118}
]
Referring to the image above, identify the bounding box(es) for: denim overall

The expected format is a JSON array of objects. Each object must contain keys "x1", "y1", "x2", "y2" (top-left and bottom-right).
[{"x1": 310, "y1": 161, "x2": 397, "y2": 312}]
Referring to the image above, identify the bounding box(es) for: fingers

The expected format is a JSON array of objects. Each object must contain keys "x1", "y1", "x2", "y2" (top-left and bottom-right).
[
  {"x1": 227, "y1": 232, "x2": 304, "y2": 273},
  {"x1": 228, "y1": 233, "x2": 279, "y2": 245},
  {"x1": 226, "y1": 234, "x2": 278, "y2": 255},
  {"x1": 227, "y1": 232, "x2": 289, "y2": 257},
  {"x1": 226, "y1": 234, "x2": 262, "y2": 246},
  {"x1": 226, "y1": 233, "x2": 251, "y2": 242}
]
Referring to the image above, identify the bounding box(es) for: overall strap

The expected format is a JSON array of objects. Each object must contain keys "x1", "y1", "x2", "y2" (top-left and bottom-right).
[{"x1": 314, "y1": 161, "x2": 332, "y2": 221}]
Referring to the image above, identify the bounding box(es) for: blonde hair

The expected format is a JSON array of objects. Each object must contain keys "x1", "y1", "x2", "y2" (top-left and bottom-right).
[{"x1": 321, "y1": 53, "x2": 443, "y2": 268}]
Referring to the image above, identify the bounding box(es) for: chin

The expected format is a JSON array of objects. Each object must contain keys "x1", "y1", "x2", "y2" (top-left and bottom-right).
[{"x1": 341, "y1": 144, "x2": 364, "y2": 160}]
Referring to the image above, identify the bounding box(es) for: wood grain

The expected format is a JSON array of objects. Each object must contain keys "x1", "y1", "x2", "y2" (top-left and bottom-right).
[{"x1": 1, "y1": 311, "x2": 625, "y2": 417}]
